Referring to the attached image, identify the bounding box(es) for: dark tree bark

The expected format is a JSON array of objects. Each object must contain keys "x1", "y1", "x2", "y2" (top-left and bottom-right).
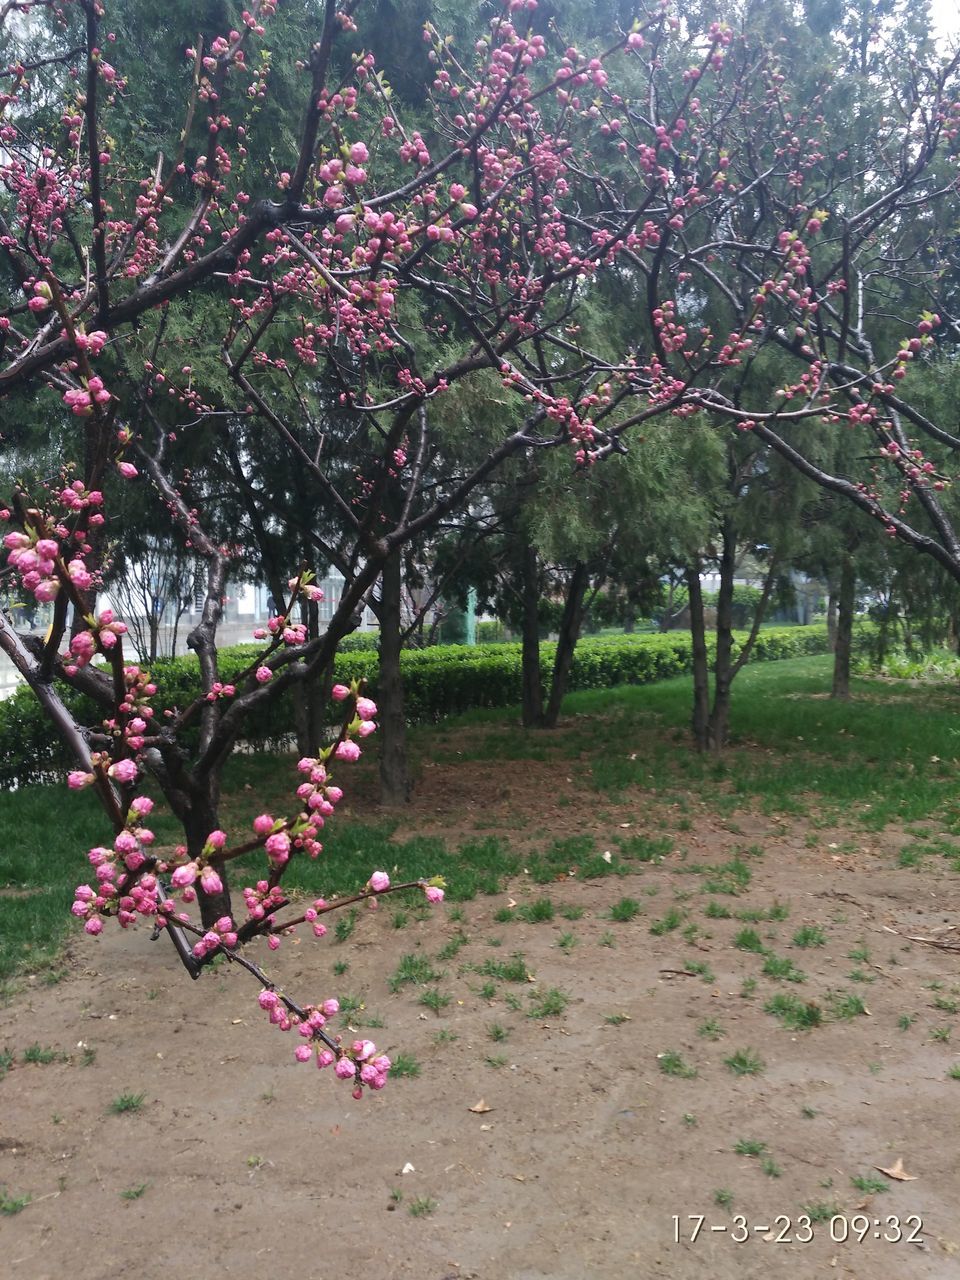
[
  {"x1": 520, "y1": 542, "x2": 544, "y2": 728},
  {"x1": 827, "y1": 587, "x2": 838, "y2": 651},
  {"x1": 541, "y1": 561, "x2": 590, "y2": 729},
  {"x1": 832, "y1": 554, "x2": 856, "y2": 699},
  {"x1": 378, "y1": 547, "x2": 411, "y2": 804}
]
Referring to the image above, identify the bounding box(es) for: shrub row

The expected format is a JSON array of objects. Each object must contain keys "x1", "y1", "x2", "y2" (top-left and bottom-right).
[{"x1": 0, "y1": 624, "x2": 838, "y2": 788}]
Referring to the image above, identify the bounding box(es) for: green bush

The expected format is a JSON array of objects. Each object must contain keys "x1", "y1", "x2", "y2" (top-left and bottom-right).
[{"x1": 0, "y1": 624, "x2": 845, "y2": 788}]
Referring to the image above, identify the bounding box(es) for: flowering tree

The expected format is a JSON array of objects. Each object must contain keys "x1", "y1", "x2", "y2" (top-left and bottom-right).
[
  {"x1": 0, "y1": 0, "x2": 689, "y2": 1081},
  {"x1": 4, "y1": 0, "x2": 960, "y2": 1082}
]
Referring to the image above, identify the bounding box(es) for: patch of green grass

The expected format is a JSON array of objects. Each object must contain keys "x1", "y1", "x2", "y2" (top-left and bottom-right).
[
  {"x1": 478, "y1": 982, "x2": 497, "y2": 1000},
  {"x1": 932, "y1": 1026, "x2": 951, "y2": 1043},
  {"x1": 734, "y1": 1139, "x2": 767, "y2": 1156},
  {"x1": 686, "y1": 959, "x2": 715, "y2": 983},
  {"x1": 0, "y1": 1048, "x2": 13, "y2": 1079},
  {"x1": 436, "y1": 932, "x2": 469, "y2": 962},
  {"x1": 850, "y1": 1174, "x2": 888, "y2": 1195},
  {"x1": 334, "y1": 909, "x2": 358, "y2": 944},
  {"x1": 389, "y1": 1054, "x2": 421, "y2": 1079},
  {"x1": 803, "y1": 1201, "x2": 840, "y2": 1223},
  {"x1": 650, "y1": 907, "x2": 684, "y2": 936},
  {"x1": 391, "y1": 910, "x2": 409, "y2": 930},
  {"x1": 933, "y1": 995, "x2": 959, "y2": 1014},
  {"x1": 733, "y1": 928, "x2": 765, "y2": 953},
  {"x1": 109, "y1": 1092, "x2": 146, "y2": 1115},
  {"x1": 740, "y1": 977, "x2": 758, "y2": 999},
  {"x1": 0, "y1": 1188, "x2": 31, "y2": 1215},
  {"x1": 516, "y1": 897, "x2": 555, "y2": 924},
  {"x1": 337, "y1": 994, "x2": 363, "y2": 1017},
  {"x1": 658, "y1": 1050, "x2": 697, "y2": 1079},
  {"x1": 408, "y1": 1196, "x2": 437, "y2": 1217},
  {"x1": 704, "y1": 857, "x2": 752, "y2": 896},
  {"x1": 484, "y1": 1054, "x2": 508, "y2": 1068},
  {"x1": 433, "y1": 1029, "x2": 458, "y2": 1045},
  {"x1": 493, "y1": 907, "x2": 515, "y2": 923},
  {"x1": 792, "y1": 925, "x2": 826, "y2": 948},
  {"x1": 713, "y1": 1188, "x2": 734, "y2": 1209},
  {"x1": 801, "y1": 1106, "x2": 818, "y2": 1119},
  {"x1": 947, "y1": 1064, "x2": 960, "y2": 1080},
  {"x1": 898, "y1": 1013, "x2": 916, "y2": 1031},
  {"x1": 120, "y1": 1183, "x2": 149, "y2": 1201},
  {"x1": 827, "y1": 991, "x2": 867, "y2": 1020},
  {"x1": 697, "y1": 1018, "x2": 724, "y2": 1041},
  {"x1": 604, "y1": 1013, "x2": 630, "y2": 1026},
  {"x1": 528, "y1": 988, "x2": 569, "y2": 1019},
  {"x1": 418, "y1": 989, "x2": 452, "y2": 1015},
  {"x1": 598, "y1": 930, "x2": 616, "y2": 947},
  {"x1": 724, "y1": 1049, "x2": 765, "y2": 1076},
  {"x1": 560, "y1": 904, "x2": 585, "y2": 921},
  {"x1": 736, "y1": 901, "x2": 788, "y2": 923},
  {"x1": 488, "y1": 1022, "x2": 509, "y2": 1042},
  {"x1": 473, "y1": 953, "x2": 529, "y2": 983},
  {"x1": 556, "y1": 931, "x2": 577, "y2": 953},
  {"x1": 388, "y1": 953, "x2": 442, "y2": 992},
  {"x1": 762, "y1": 953, "x2": 806, "y2": 983},
  {"x1": 765, "y1": 994, "x2": 822, "y2": 1030},
  {"x1": 704, "y1": 901, "x2": 732, "y2": 919},
  {"x1": 609, "y1": 897, "x2": 642, "y2": 923},
  {"x1": 22, "y1": 1043, "x2": 59, "y2": 1065},
  {"x1": 332, "y1": 959, "x2": 349, "y2": 976},
  {"x1": 761, "y1": 1157, "x2": 782, "y2": 1178}
]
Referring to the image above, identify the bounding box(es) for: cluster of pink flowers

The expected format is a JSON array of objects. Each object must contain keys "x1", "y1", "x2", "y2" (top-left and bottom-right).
[
  {"x1": 71, "y1": 797, "x2": 161, "y2": 934},
  {"x1": 257, "y1": 990, "x2": 390, "y2": 1096}
]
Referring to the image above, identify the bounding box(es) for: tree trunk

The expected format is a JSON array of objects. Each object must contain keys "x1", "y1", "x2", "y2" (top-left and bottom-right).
[
  {"x1": 520, "y1": 543, "x2": 544, "y2": 728},
  {"x1": 832, "y1": 555, "x2": 856, "y2": 699},
  {"x1": 707, "y1": 519, "x2": 736, "y2": 751},
  {"x1": 378, "y1": 548, "x2": 411, "y2": 805},
  {"x1": 541, "y1": 562, "x2": 590, "y2": 729},
  {"x1": 687, "y1": 561, "x2": 710, "y2": 752},
  {"x1": 827, "y1": 589, "x2": 838, "y2": 651}
]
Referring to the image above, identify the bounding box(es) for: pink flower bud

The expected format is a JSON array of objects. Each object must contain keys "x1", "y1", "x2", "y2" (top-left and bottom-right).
[
  {"x1": 294, "y1": 1045, "x2": 313, "y2": 1062},
  {"x1": 331, "y1": 684, "x2": 350, "y2": 702},
  {"x1": 424, "y1": 884, "x2": 444, "y2": 903},
  {"x1": 335, "y1": 1057, "x2": 356, "y2": 1080},
  {"x1": 84, "y1": 917, "x2": 103, "y2": 935},
  {"x1": 255, "y1": 665, "x2": 272, "y2": 683},
  {"x1": 334, "y1": 740, "x2": 361, "y2": 763},
  {"x1": 253, "y1": 814, "x2": 275, "y2": 835},
  {"x1": 368, "y1": 870, "x2": 390, "y2": 893},
  {"x1": 355, "y1": 696, "x2": 377, "y2": 721}
]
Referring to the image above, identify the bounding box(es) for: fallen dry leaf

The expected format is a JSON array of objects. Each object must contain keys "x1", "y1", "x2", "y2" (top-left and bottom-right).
[
  {"x1": 469, "y1": 1099, "x2": 493, "y2": 1114},
  {"x1": 876, "y1": 1157, "x2": 917, "y2": 1182}
]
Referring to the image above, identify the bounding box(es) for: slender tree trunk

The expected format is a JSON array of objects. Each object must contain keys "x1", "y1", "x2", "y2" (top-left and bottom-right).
[
  {"x1": 541, "y1": 562, "x2": 590, "y2": 729},
  {"x1": 827, "y1": 589, "x2": 838, "y2": 651},
  {"x1": 521, "y1": 543, "x2": 543, "y2": 728},
  {"x1": 707, "y1": 519, "x2": 736, "y2": 751},
  {"x1": 832, "y1": 555, "x2": 856, "y2": 699},
  {"x1": 687, "y1": 561, "x2": 710, "y2": 752},
  {"x1": 378, "y1": 548, "x2": 411, "y2": 805}
]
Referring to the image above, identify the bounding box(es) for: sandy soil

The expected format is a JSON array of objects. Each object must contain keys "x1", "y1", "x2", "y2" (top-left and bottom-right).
[{"x1": 2, "y1": 755, "x2": 960, "y2": 1280}]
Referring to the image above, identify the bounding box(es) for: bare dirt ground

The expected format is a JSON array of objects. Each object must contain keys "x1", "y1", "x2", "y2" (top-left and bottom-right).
[{"x1": 2, "y1": 751, "x2": 960, "y2": 1280}]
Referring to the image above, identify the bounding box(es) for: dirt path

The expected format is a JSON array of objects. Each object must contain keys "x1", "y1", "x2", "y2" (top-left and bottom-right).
[{"x1": 2, "y1": 767, "x2": 960, "y2": 1280}]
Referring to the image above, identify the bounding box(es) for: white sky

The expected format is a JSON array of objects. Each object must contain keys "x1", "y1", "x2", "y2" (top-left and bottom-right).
[{"x1": 931, "y1": 0, "x2": 960, "y2": 40}]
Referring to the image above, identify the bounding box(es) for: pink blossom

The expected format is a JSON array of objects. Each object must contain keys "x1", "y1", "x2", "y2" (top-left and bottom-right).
[
  {"x1": 130, "y1": 796, "x2": 154, "y2": 817},
  {"x1": 334, "y1": 1057, "x2": 356, "y2": 1080},
  {"x1": 258, "y1": 990, "x2": 279, "y2": 1010},
  {"x1": 368, "y1": 870, "x2": 390, "y2": 893},
  {"x1": 334, "y1": 740, "x2": 361, "y2": 762},
  {"x1": 253, "y1": 814, "x2": 275, "y2": 835},
  {"x1": 357, "y1": 720, "x2": 376, "y2": 738},
  {"x1": 353, "y1": 1039, "x2": 376, "y2": 1061},
  {"x1": 117, "y1": 461, "x2": 138, "y2": 480},
  {"x1": 355, "y1": 696, "x2": 377, "y2": 721},
  {"x1": 265, "y1": 831, "x2": 291, "y2": 861},
  {"x1": 424, "y1": 884, "x2": 445, "y2": 903},
  {"x1": 200, "y1": 866, "x2": 224, "y2": 895},
  {"x1": 108, "y1": 758, "x2": 138, "y2": 785},
  {"x1": 317, "y1": 1048, "x2": 336, "y2": 1068},
  {"x1": 331, "y1": 683, "x2": 350, "y2": 702},
  {"x1": 84, "y1": 917, "x2": 103, "y2": 936},
  {"x1": 322, "y1": 998, "x2": 340, "y2": 1016},
  {"x1": 294, "y1": 1044, "x2": 312, "y2": 1062},
  {"x1": 206, "y1": 830, "x2": 227, "y2": 849},
  {"x1": 349, "y1": 141, "x2": 369, "y2": 164},
  {"x1": 255, "y1": 665, "x2": 272, "y2": 683},
  {"x1": 171, "y1": 861, "x2": 199, "y2": 888},
  {"x1": 68, "y1": 770, "x2": 93, "y2": 790}
]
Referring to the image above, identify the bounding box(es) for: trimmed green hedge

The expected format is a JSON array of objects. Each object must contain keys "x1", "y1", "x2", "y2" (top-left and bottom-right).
[{"x1": 0, "y1": 624, "x2": 837, "y2": 788}]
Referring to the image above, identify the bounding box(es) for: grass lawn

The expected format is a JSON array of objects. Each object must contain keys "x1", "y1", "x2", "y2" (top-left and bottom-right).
[{"x1": 1, "y1": 653, "x2": 958, "y2": 988}]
